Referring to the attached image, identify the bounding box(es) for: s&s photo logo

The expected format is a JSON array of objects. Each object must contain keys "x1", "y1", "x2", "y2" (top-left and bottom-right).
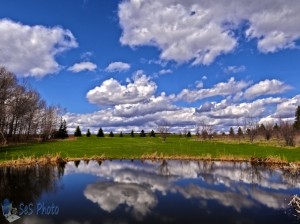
[{"x1": 1, "y1": 198, "x2": 20, "y2": 223}]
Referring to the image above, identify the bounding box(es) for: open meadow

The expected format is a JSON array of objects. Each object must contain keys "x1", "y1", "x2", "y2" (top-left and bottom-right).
[{"x1": 1, "y1": 134, "x2": 300, "y2": 164}]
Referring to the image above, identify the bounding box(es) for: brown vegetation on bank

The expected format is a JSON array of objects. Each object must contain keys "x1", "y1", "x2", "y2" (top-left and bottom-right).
[{"x1": 1, "y1": 152, "x2": 299, "y2": 172}]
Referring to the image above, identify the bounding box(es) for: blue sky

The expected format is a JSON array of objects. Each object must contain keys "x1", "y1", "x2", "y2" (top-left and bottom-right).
[{"x1": 1, "y1": 0, "x2": 300, "y2": 133}]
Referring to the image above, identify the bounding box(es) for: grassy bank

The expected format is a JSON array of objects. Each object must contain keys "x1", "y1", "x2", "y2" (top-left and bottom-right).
[{"x1": 0, "y1": 135, "x2": 300, "y2": 165}]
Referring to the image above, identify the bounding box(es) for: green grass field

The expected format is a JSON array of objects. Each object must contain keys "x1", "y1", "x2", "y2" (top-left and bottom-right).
[{"x1": 1, "y1": 135, "x2": 300, "y2": 163}]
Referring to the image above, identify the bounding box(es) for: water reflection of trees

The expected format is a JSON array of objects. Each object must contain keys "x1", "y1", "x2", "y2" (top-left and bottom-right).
[
  {"x1": 158, "y1": 160, "x2": 170, "y2": 176},
  {"x1": 0, "y1": 164, "x2": 63, "y2": 205}
]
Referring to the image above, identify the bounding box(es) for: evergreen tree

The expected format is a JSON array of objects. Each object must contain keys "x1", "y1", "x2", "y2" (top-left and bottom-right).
[
  {"x1": 74, "y1": 126, "x2": 82, "y2": 137},
  {"x1": 246, "y1": 128, "x2": 251, "y2": 135},
  {"x1": 130, "y1": 130, "x2": 135, "y2": 137},
  {"x1": 273, "y1": 123, "x2": 279, "y2": 130},
  {"x1": 150, "y1": 130, "x2": 155, "y2": 137},
  {"x1": 86, "y1": 129, "x2": 91, "y2": 137},
  {"x1": 97, "y1": 128, "x2": 104, "y2": 137},
  {"x1": 293, "y1": 105, "x2": 300, "y2": 130},
  {"x1": 237, "y1": 127, "x2": 243, "y2": 137},
  {"x1": 140, "y1": 129, "x2": 146, "y2": 137},
  {"x1": 187, "y1": 131, "x2": 192, "y2": 137},
  {"x1": 260, "y1": 123, "x2": 266, "y2": 130},
  {"x1": 109, "y1": 131, "x2": 114, "y2": 137},
  {"x1": 54, "y1": 118, "x2": 68, "y2": 139},
  {"x1": 119, "y1": 131, "x2": 123, "y2": 137},
  {"x1": 229, "y1": 127, "x2": 235, "y2": 137}
]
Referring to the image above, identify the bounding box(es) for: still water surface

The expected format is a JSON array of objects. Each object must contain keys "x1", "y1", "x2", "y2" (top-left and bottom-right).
[{"x1": 0, "y1": 160, "x2": 299, "y2": 224}]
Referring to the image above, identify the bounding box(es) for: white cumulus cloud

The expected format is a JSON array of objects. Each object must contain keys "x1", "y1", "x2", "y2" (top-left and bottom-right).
[
  {"x1": 176, "y1": 77, "x2": 250, "y2": 102},
  {"x1": 86, "y1": 73, "x2": 157, "y2": 106},
  {"x1": 105, "y1": 61, "x2": 131, "y2": 72},
  {"x1": 158, "y1": 69, "x2": 172, "y2": 75},
  {"x1": 67, "y1": 61, "x2": 97, "y2": 73},
  {"x1": 118, "y1": 0, "x2": 300, "y2": 65},
  {"x1": 0, "y1": 19, "x2": 77, "y2": 77},
  {"x1": 224, "y1": 65, "x2": 246, "y2": 74},
  {"x1": 244, "y1": 79, "x2": 292, "y2": 99}
]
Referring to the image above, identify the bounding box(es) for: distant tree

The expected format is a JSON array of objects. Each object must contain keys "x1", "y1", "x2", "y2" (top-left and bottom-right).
[
  {"x1": 140, "y1": 129, "x2": 146, "y2": 137},
  {"x1": 86, "y1": 129, "x2": 91, "y2": 137},
  {"x1": 273, "y1": 122, "x2": 280, "y2": 141},
  {"x1": 243, "y1": 117, "x2": 258, "y2": 143},
  {"x1": 260, "y1": 123, "x2": 266, "y2": 130},
  {"x1": 150, "y1": 130, "x2": 155, "y2": 137},
  {"x1": 237, "y1": 127, "x2": 243, "y2": 143},
  {"x1": 258, "y1": 123, "x2": 266, "y2": 136},
  {"x1": 201, "y1": 130, "x2": 208, "y2": 140},
  {"x1": 183, "y1": 128, "x2": 188, "y2": 137},
  {"x1": 263, "y1": 123, "x2": 273, "y2": 141},
  {"x1": 130, "y1": 130, "x2": 135, "y2": 137},
  {"x1": 237, "y1": 127, "x2": 243, "y2": 137},
  {"x1": 54, "y1": 118, "x2": 68, "y2": 139},
  {"x1": 280, "y1": 120, "x2": 295, "y2": 146},
  {"x1": 293, "y1": 105, "x2": 300, "y2": 131},
  {"x1": 97, "y1": 128, "x2": 104, "y2": 137},
  {"x1": 119, "y1": 131, "x2": 123, "y2": 137},
  {"x1": 109, "y1": 131, "x2": 114, "y2": 137},
  {"x1": 74, "y1": 126, "x2": 82, "y2": 137},
  {"x1": 187, "y1": 131, "x2": 192, "y2": 137},
  {"x1": 195, "y1": 127, "x2": 200, "y2": 138},
  {"x1": 198, "y1": 121, "x2": 214, "y2": 140},
  {"x1": 229, "y1": 127, "x2": 235, "y2": 138},
  {"x1": 157, "y1": 122, "x2": 170, "y2": 142}
]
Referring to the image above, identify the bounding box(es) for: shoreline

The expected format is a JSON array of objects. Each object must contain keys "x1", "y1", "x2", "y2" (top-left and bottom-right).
[{"x1": 0, "y1": 153, "x2": 299, "y2": 171}]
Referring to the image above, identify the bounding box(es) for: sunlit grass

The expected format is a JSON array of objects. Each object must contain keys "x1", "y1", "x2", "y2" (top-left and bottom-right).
[{"x1": 0, "y1": 134, "x2": 300, "y2": 163}]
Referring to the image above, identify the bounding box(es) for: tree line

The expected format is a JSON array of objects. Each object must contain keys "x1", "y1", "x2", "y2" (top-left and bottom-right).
[
  {"x1": 194, "y1": 107, "x2": 300, "y2": 146},
  {"x1": 0, "y1": 67, "x2": 62, "y2": 144},
  {"x1": 73, "y1": 105, "x2": 300, "y2": 147},
  {"x1": 73, "y1": 126, "x2": 156, "y2": 138}
]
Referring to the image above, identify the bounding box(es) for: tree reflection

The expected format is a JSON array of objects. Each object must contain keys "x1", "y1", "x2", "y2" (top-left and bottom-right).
[
  {"x1": 0, "y1": 164, "x2": 62, "y2": 207},
  {"x1": 74, "y1": 160, "x2": 81, "y2": 168},
  {"x1": 158, "y1": 160, "x2": 170, "y2": 176}
]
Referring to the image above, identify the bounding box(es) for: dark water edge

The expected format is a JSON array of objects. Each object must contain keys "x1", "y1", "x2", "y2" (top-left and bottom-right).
[{"x1": 1, "y1": 160, "x2": 300, "y2": 224}]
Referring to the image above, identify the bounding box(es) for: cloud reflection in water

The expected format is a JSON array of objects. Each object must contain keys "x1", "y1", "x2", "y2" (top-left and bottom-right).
[{"x1": 63, "y1": 160, "x2": 300, "y2": 220}]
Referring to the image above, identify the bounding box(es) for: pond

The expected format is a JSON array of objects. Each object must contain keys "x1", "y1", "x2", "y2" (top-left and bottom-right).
[{"x1": 0, "y1": 160, "x2": 299, "y2": 224}]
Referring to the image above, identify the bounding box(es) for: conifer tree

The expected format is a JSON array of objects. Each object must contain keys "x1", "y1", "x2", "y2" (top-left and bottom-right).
[
  {"x1": 229, "y1": 127, "x2": 235, "y2": 137},
  {"x1": 150, "y1": 130, "x2": 155, "y2": 137},
  {"x1": 293, "y1": 105, "x2": 300, "y2": 130},
  {"x1": 237, "y1": 127, "x2": 243, "y2": 137},
  {"x1": 97, "y1": 128, "x2": 104, "y2": 137},
  {"x1": 130, "y1": 130, "x2": 135, "y2": 137},
  {"x1": 74, "y1": 126, "x2": 82, "y2": 137},
  {"x1": 55, "y1": 118, "x2": 68, "y2": 139},
  {"x1": 86, "y1": 129, "x2": 91, "y2": 137},
  {"x1": 140, "y1": 129, "x2": 146, "y2": 137},
  {"x1": 119, "y1": 131, "x2": 123, "y2": 137},
  {"x1": 109, "y1": 131, "x2": 114, "y2": 137},
  {"x1": 187, "y1": 131, "x2": 192, "y2": 137}
]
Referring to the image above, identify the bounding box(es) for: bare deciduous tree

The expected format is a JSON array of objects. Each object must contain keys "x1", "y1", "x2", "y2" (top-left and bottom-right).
[
  {"x1": 157, "y1": 122, "x2": 170, "y2": 142},
  {"x1": 279, "y1": 120, "x2": 295, "y2": 146},
  {"x1": 243, "y1": 117, "x2": 258, "y2": 144},
  {"x1": 263, "y1": 122, "x2": 273, "y2": 141},
  {"x1": 198, "y1": 121, "x2": 214, "y2": 140},
  {"x1": 0, "y1": 66, "x2": 61, "y2": 144}
]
